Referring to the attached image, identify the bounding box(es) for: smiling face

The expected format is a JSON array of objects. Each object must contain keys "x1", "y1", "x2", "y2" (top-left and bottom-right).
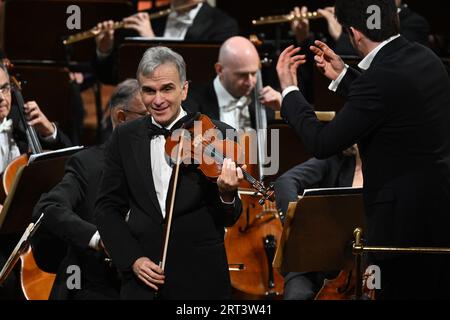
[
  {"x1": 0, "y1": 68, "x2": 12, "y2": 122},
  {"x1": 139, "y1": 63, "x2": 188, "y2": 127}
]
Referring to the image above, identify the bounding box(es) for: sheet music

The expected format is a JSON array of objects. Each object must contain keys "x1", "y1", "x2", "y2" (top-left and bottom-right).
[{"x1": 302, "y1": 187, "x2": 363, "y2": 197}]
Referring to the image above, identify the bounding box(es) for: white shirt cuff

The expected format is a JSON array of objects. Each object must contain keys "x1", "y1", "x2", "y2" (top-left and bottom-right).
[
  {"x1": 282, "y1": 86, "x2": 300, "y2": 99},
  {"x1": 40, "y1": 123, "x2": 58, "y2": 142},
  {"x1": 220, "y1": 195, "x2": 236, "y2": 205},
  {"x1": 328, "y1": 64, "x2": 349, "y2": 92},
  {"x1": 88, "y1": 231, "x2": 101, "y2": 250}
]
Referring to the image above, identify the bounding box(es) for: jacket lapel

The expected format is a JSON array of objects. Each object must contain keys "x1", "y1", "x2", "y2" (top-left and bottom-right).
[{"x1": 130, "y1": 117, "x2": 164, "y2": 220}]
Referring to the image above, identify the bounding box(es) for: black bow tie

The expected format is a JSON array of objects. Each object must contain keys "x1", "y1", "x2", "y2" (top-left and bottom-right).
[
  {"x1": 147, "y1": 112, "x2": 201, "y2": 138},
  {"x1": 148, "y1": 123, "x2": 172, "y2": 138}
]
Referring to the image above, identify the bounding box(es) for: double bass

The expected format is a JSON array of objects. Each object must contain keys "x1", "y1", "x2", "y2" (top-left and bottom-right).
[{"x1": 224, "y1": 66, "x2": 284, "y2": 298}]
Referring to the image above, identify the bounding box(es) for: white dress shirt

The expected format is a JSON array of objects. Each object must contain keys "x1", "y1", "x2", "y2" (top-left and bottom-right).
[
  {"x1": 150, "y1": 107, "x2": 187, "y2": 217},
  {"x1": 0, "y1": 118, "x2": 20, "y2": 174},
  {"x1": 213, "y1": 76, "x2": 252, "y2": 130},
  {"x1": 163, "y1": 3, "x2": 203, "y2": 40}
]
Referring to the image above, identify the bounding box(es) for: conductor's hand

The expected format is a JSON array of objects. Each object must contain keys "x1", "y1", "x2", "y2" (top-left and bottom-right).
[
  {"x1": 95, "y1": 20, "x2": 115, "y2": 55},
  {"x1": 123, "y1": 12, "x2": 155, "y2": 37},
  {"x1": 310, "y1": 40, "x2": 345, "y2": 81},
  {"x1": 276, "y1": 45, "x2": 307, "y2": 91},
  {"x1": 217, "y1": 159, "x2": 244, "y2": 202},
  {"x1": 132, "y1": 257, "x2": 165, "y2": 290},
  {"x1": 24, "y1": 101, "x2": 55, "y2": 137}
]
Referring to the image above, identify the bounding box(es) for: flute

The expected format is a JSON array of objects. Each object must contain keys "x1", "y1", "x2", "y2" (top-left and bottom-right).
[
  {"x1": 63, "y1": 0, "x2": 204, "y2": 45},
  {"x1": 252, "y1": 11, "x2": 323, "y2": 26}
]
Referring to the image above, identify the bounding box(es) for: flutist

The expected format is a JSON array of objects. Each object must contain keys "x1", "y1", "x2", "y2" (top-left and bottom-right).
[{"x1": 94, "y1": 0, "x2": 238, "y2": 85}]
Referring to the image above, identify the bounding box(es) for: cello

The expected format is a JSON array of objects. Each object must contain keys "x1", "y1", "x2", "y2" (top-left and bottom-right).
[
  {"x1": 224, "y1": 66, "x2": 284, "y2": 298},
  {"x1": 2, "y1": 76, "x2": 56, "y2": 300}
]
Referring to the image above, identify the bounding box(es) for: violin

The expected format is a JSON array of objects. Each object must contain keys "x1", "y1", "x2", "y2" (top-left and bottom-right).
[{"x1": 164, "y1": 113, "x2": 275, "y2": 203}]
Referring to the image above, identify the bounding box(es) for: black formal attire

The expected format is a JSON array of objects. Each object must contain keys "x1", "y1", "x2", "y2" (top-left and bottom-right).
[
  {"x1": 275, "y1": 154, "x2": 355, "y2": 300},
  {"x1": 94, "y1": 3, "x2": 238, "y2": 85},
  {"x1": 32, "y1": 145, "x2": 120, "y2": 300},
  {"x1": 281, "y1": 36, "x2": 450, "y2": 299},
  {"x1": 95, "y1": 113, "x2": 242, "y2": 300},
  {"x1": 188, "y1": 81, "x2": 275, "y2": 130}
]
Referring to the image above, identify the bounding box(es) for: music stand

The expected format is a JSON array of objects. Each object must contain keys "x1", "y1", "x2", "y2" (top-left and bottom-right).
[
  {"x1": 274, "y1": 187, "x2": 366, "y2": 274},
  {"x1": 0, "y1": 146, "x2": 84, "y2": 235},
  {"x1": 0, "y1": 213, "x2": 43, "y2": 286}
]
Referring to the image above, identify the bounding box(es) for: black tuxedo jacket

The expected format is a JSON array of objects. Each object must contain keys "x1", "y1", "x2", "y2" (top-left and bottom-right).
[
  {"x1": 151, "y1": 2, "x2": 238, "y2": 42},
  {"x1": 94, "y1": 3, "x2": 238, "y2": 85},
  {"x1": 33, "y1": 145, "x2": 119, "y2": 299},
  {"x1": 275, "y1": 154, "x2": 356, "y2": 217},
  {"x1": 282, "y1": 36, "x2": 450, "y2": 251},
  {"x1": 188, "y1": 81, "x2": 275, "y2": 130},
  {"x1": 95, "y1": 114, "x2": 242, "y2": 299}
]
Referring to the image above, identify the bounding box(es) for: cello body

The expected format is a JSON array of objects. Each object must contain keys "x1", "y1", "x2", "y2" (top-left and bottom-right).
[{"x1": 225, "y1": 190, "x2": 284, "y2": 298}]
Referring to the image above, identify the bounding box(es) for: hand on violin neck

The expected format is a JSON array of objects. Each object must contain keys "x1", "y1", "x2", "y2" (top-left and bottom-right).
[
  {"x1": 24, "y1": 101, "x2": 55, "y2": 137},
  {"x1": 217, "y1": 159, "x2": 245, "y2": 202}
]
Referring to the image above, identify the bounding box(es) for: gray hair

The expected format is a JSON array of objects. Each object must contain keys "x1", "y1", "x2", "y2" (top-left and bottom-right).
[
  {"x1": 136, "y1": 46, "x2": 186, "y2": 84},
  {"x1": 109, "y1": 78, "x2": 140, "y2": 110}
]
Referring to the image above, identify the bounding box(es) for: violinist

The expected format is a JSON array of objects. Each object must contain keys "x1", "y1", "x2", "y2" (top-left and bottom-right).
[
  {"x1": 274, "y1": 145, "x2": 362, "y2": 300},
  {"x1": 31, "y1": 79, "x2": 147, "y2": 300},
  {"x1": 94, "y1": 0, "x2": 238, "y2": 85},
  {"x1": 188, "y1": 36, "x2": 281, "y2": 131},
  {"x1": 95, "y1": 46, "x2": 243, "y2": 299}
]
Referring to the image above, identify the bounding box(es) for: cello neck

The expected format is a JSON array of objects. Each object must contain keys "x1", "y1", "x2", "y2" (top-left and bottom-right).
[{"x1": 10, "y1": 77, "x2": 43, "y2": 154}]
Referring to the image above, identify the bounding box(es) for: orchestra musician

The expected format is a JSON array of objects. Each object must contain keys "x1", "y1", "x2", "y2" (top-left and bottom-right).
[
  {"x1": 187, "y1": 36, "x2": 281, "y2": 131},
  {"x1": 31, "y1": 79, "x2": 148, "y2": 300},
  {"x1": 275, "y1": 145, "x2": 362, "y2": 300},
  {"x1": 0, "y1": 63, "x2": 72, "y2": 299},
  {"x1": 95, "y1": 46, "x2": 244, "y2": 299},
  {"x1": 94, "y1": 0, "x2": 239, "y2": 85},
  {"x1": 277, "y1": 0, "x2": 450, "y2": 299}
]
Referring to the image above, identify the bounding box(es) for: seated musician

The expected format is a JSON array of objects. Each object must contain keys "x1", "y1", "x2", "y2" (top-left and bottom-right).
[
  {"x1": 187, "y1": 36, "x2": 281, "y2": 131},
  {"x1": 0, "y1": 64, "x2": 72, "y2": 175},
  {"x1": 94, "y1": 0, "x2": 239, "y2": 84},
  {"x1": 274, "y1": 145, "x2": 362, "y2": 300},
  {"x1": 0, "y1": 62, "x2": 72, "y2": 300},
  {"x1": 95, "y1": 46, "x2": 243, "y2": 299},
  {"x1": 31, "y1": 79, "x2": 147, "y2": 300}
]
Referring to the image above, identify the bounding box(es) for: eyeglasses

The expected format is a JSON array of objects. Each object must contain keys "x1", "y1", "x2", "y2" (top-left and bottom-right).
[
  {"x1": 0, "y1": 83, "x2": 11, "y2": 95},
  {"x1": 121, "y1": 108, "x2": 149, "y2": 117}
]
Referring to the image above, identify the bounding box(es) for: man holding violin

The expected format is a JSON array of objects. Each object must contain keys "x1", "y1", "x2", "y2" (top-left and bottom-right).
[{"x1": 95, "y1": 46, "x2": 243, "y2": 299}]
